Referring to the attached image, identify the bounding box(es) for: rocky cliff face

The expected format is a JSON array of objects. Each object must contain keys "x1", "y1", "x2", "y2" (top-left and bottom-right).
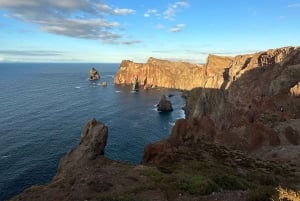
[
  {"x1": 11, "y1": 119, "x2": 300, "y2": 201},
  {"x1": 114, "y1": 57, "x2": 205, "y2": 90},
  {"x1": 144, "y1": 46, "x2": 300, "y2": 165}
]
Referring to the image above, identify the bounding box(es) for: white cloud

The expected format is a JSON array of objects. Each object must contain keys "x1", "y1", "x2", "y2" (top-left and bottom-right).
[
  {"x1": 169, "y1": 23, "x2": 185, "y2": 32},
  {"x1": 144, "y1": 9, "x2": 159, "y2": 17},
  {"x1": 113, "y1": 8, "x2": 135, "y2": 15},
  {"x1": 164, "y1": 1, "x2": 189, "y2": 20},
  {"x1": 95, "y1": 3, "x2": 112, "y2": 12},
  {"x1": 0, "y1": 0, "x2": 138, "y2": 44}
]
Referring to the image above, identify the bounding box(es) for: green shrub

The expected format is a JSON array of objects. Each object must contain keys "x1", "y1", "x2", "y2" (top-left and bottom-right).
[
  {"x1": 142, "y1": 167, "x2": 164, "y2": 183},
  {"x1": 213, "y1": 174, "x2": 249, "y2": 190},
  {"x1": 178, "y1": 175, "x2": 219, "y2": 195}
]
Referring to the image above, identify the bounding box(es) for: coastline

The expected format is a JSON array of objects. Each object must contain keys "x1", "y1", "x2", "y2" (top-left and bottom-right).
[{"x1": 9, "y1": 46, "x2": 300, "y2": 201}]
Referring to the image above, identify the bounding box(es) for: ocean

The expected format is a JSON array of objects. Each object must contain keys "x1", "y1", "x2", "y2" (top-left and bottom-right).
[{"x1": 0, "y1": 63, "x2": 185, "y2": 201}]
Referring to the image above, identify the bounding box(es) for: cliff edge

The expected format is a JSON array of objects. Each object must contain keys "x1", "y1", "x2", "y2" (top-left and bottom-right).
[{"x1": 11, "y1": 119, "x2": 300, "y2": 201}]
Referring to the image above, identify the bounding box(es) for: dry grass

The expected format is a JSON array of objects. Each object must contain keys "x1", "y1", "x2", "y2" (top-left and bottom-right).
[{"x1": 277, "y1": 187, "x2": 300, "y2": 201}]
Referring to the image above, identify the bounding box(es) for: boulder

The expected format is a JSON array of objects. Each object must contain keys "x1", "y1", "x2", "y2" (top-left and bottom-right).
[
  {"x1": 157, "y1": 95, "x2": 173, "y2": 112},
  {"x1": 89, "y1": 67, "x2": 100, "y2": 80},
  {"x1": 101, "y1": 81, "x2": 108, "y2": 87}
]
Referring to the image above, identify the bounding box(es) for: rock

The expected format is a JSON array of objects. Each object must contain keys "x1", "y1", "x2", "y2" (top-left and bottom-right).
[
  {"x1": 57, "y1": 118, "x2": 108, "y2": 174},
  {"x1": 89, "y1": 67, "x2": 100, "y2": 80},
  {"x1": 114, "y1": 58, "x2": 205, "y2": 90},
  {"x1": 290, "y1": 82, "x2": 300, "y2": 97},
  {"x1": 101, "y1": 81, "x2": 108, "y2": 87},
  {"x1": 157, "y1": 95, "x2": 173, "y2": 112},
  {"x1": 132, "y1": 77, "x2": 139, "y2": 91}
]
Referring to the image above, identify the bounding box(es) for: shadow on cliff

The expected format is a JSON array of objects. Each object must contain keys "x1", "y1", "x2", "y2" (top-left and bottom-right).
[
  {"x1": 144, "y1": 56, "x2": 300, "y2": 164},
  {"x1": 141, "y1": 61, "x2": 300, "y2": 200}
]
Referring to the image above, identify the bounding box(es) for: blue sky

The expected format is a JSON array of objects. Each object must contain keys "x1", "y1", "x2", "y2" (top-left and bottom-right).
[{"x1": 0, "y1": 0, "x2": 300, "y2": 63}]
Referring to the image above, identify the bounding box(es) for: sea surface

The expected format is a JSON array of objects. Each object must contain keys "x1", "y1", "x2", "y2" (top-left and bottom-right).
[{"x1": 0, "y1": 63, "x2": 185, "y2": 200}]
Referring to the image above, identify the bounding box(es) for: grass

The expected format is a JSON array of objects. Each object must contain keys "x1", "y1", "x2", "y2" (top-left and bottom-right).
[
  {"x1": 178, "y1": 175, "x2": 219, "y2": 195},
  {"x1": 212, "y1": 174, "x2": 248, "y2": 190}
]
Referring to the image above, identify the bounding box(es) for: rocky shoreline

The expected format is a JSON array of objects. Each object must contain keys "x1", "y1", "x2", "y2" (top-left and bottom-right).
[{"x1": 10, "y1": 46, "x2": 300, "y2": 201}]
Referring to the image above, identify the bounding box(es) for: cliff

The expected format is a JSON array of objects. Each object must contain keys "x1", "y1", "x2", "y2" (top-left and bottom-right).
[
  {"x1": 114, "y1": 47, "x2": 299, "y2": 92},
  {"x1": 114, "y1": 57, "x2": 205, "y2": 90},
  {"x1": 11, "y1": 47, "x2": 300, "y2": 201},
  {"x1": 11, "y1": 119, "x2": 300, "y2": 201},
  {"x1": 181, "y1": 47, "x2": 300, "y2": 165}
]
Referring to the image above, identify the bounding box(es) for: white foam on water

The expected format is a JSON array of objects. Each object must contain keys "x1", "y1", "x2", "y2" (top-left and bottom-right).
[
  {"x1": 169, "y1": 121, "x2": 175, "y2": 126},
  {"x1": 75, "y1": 86, "x2": 81, "y2": 89},
  {"x1": 177, "y1": 109, "x2": 185, "y2": 119},
  {"x1": 115, "y1": 90, "x2": 121, "y2": 93}
]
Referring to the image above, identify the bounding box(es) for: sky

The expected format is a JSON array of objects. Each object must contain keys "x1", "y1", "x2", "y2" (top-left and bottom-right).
[{"x1": 0, "y1": 0, "x2": 300, "y2": 63}]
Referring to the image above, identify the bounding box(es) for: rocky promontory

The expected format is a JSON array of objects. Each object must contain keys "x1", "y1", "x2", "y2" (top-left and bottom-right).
[
  {"x1": 11, "y1": 119, "x2": 300, "y2": 201},
  {"x1": 11, "y1": 47, "x2": 300, "y2": 201},
  {"x1": 114, "y1": 57, "x2": 205, "y2": 90}
]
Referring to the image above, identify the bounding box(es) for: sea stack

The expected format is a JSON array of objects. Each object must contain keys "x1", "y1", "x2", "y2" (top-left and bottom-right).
[
  {"x1": 157, "y1": 95, "x2": 173, "y2": 112},
  {"x1": 89, "y1": 67, "x2": 100, "y2": 80},
  {"x1": 132, "y1": 77, "x2": 139, "y2": 91}
]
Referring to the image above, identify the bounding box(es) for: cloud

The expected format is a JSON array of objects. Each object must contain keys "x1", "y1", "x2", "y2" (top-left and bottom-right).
[
  {"x1": 144, "y1": 9, "x2": 159, "y2": 17},
  {"x1": 0, "y1": 0, "x2": 137, "y2": 44},
  {"x1": 163, "y1": 1, "x2": 189, "y2": 20},
  {"x1": 113, "y1": 8, "x2": 136, "y2": 15},
  {"x1": 169, "y1": 23, "x2": 185, "y2": 32},
  {"x1": 0, "y1": 50, "x2": 64, "y2": 56},
  {"x1": 287, "y1": 3, "x2": 300, "y2": 8}
]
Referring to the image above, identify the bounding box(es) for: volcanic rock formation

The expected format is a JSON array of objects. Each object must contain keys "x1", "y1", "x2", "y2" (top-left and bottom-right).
[
  {"x1": 157, "y1": 95, "x2": 173, "y2": 112},
  {"x1": 114, "y1": 58, "x2": 205, "y2": 90},
  {"x1": 89, "y1": 67, "x2": 100, "y2": 80}
]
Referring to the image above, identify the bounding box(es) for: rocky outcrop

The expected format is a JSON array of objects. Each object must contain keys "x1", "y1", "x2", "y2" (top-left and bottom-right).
[
  {"x1": 89, "y1": 67, "x2": 100, "y2": 80},
  {"x1": 101, "y1": 81, "x2": 108, "y2": 87},
  {"x1": 114, "y1": 58, "x2": 205, "y2": 90},
  {"x1": 290, "y1": 82, "x2": 300, "y2": 97},
  {"x1": 57, "y1": 119, "x2": 108, "y2": 174},
  {"x1": 157, "y1": 95, "x2": 173, "y2": 112},
  {"x1": 11, "y1": 120, "x2": 300, "y2": 201}
]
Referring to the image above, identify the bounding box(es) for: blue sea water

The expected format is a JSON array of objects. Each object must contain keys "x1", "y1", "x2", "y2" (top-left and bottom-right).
[{"x1": 0, "y1": 63, "x2": 185, "y2": 200}]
